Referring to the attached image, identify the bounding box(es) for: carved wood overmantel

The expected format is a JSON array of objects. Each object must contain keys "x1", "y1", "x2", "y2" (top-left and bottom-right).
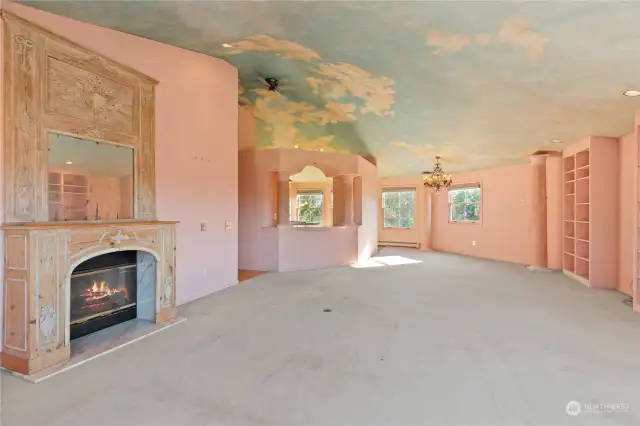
[
  {"x1": 1, "y1": 13, "x2": 178, "y2": 376},
  {"x1": 2, "y1": 11, "x2": 157, "y2": 223}
]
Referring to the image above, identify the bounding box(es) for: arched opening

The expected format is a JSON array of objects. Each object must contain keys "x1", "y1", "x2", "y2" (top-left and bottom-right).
[
  {"x1": 69, "y1": 249, "x2": 157, "y2": 340},
  {"x1": 289, "y1": 165, "x2": 333, "y2": 226}
]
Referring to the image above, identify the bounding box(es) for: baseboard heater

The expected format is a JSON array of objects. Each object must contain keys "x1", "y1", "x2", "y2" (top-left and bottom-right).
[{"x1": 378, "y1": 241, "x2": 419, "y2": 248}]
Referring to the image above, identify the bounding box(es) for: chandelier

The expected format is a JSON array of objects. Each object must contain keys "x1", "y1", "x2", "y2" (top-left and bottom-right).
[{"x1": 423, "y1": 156, "x2": 453, "y2": 192}]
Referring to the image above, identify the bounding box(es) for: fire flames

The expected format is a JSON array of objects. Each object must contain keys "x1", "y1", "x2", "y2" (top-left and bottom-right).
[
  {"x1": 91, "y1": 280, "x2": 113, "y2": 296},
  {"x1": 81, "y1": 280, "x2": 127, "y2": 303}
]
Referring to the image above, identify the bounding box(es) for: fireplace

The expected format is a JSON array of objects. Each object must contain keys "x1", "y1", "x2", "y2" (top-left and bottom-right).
[{"x1": 70, "y1": 251, "x2": 138, "y2": 340}]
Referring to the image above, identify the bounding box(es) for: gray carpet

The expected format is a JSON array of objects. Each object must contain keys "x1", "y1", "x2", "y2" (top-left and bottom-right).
[{"x1": 3, "y1": 249, "x2": 640, "y2": 426}]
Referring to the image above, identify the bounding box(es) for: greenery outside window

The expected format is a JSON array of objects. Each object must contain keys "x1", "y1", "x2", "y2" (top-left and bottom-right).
[
  {"x1": 382, "y1": 189, "x2": 415, "y2": 228},
  {"x1": 296, "y1": 191, "x2": 324, "y2": 225},
  {"x1": 449, "y1": 186, "x2": 481, "y2": 223}
]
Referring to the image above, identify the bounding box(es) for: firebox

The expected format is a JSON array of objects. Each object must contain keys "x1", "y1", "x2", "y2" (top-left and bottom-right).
[{"x1": 70, "y1": 251, "x2": 138, "y2": 340}]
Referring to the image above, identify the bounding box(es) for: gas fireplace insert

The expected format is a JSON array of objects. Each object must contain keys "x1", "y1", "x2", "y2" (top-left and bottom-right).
[{"x1": 70, "y1": 251, "x2": 137, "y2": 340}]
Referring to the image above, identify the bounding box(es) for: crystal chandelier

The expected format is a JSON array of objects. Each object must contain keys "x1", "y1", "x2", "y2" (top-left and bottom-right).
[{"x1": 423, "y1": 156, "x2": 453, "y2": 192}]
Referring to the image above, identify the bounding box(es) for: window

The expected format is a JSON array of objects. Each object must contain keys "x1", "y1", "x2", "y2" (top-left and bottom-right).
[
  {"x1": 449, "y1": 186, "x2": 481, "y2": 222},
  {"x1": 296, "y1": 191, "x2": 324, "y2": 224},
  {"x1": 382, "y1": 189, "x2": 415, "y2": 228}
]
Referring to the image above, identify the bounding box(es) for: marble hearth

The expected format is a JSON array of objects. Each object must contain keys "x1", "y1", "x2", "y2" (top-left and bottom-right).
[{"x1": 2, "y1": 221, "x2": 178, "y2": 375}]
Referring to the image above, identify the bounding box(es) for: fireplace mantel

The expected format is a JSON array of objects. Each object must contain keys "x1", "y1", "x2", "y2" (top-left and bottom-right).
[
  {"x1": 1, "y1": 12, "x2": 179, "y2": 376},
  {"x1": 2, "y1": 221, "x2": 178, "y2": 374}
]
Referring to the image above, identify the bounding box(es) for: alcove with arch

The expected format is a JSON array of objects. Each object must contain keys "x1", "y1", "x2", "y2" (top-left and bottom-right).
[{"x1": 238, "y1": 148, "x2": 376, "y2": 273}]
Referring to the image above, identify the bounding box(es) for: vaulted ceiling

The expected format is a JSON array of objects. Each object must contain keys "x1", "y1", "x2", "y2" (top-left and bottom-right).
[{"x1": 22, "y1": 1, "x2": 640, "y2": 176}]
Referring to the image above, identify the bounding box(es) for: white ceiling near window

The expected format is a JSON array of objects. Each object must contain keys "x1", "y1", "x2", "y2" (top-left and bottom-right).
[
  {"x1": 290, "y1": 166, "x2": 331, "y2": 183},
  {"x1": 22, "y1": 1, "x2": 640, "y2": 176}
]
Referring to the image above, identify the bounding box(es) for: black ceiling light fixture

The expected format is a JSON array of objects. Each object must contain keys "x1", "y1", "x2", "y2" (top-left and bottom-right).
[
  {"x1": 256, "y1": 76, "x2": 281, "y2": 92},
  {"x1": 264, "y1": 77, "x2": 279, "y2": 92}
]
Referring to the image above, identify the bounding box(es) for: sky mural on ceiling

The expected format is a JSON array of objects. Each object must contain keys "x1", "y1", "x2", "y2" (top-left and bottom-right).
[{"x1": 22, "y1": 1, "x2": 640, "y2": 176}]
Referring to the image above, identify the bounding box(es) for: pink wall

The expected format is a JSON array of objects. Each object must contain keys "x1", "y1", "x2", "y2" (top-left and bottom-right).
[
  {"x1": 278, "y1": 227, "x2": 358, "y2": 271},
  {"x1": 545, "y1": 155, "x2": 563, "y2": 270},
  {"x1": 378, "y1": 177, "x2": 429, "y2": 247},
  {"x1": 239, "y1": 106, "x2": 257, "y2": 150},
  {"x1": 3, "y1": 2, "x2": 239, "y2": 305},
  {"x1": 618, "y1": 132, "x2": 637, "y2": 295},
  {"x1": 357, "y1": 157, "x2": 379, "y2": 262},
  {"x1": 432, "y1": 164, "x2": 533, "y2": 265},
  {"x1": 238, "y1": 147, "x2": 377, "y2": 271}
]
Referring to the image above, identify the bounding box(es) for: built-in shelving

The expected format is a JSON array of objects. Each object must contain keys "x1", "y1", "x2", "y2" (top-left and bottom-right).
[
  {"x1": 563, "y1": 138, "x2": 618, "y2": 289},
  {"x1": 48, "y1": 172, "x2": 87, "y2": 221},
  {"x1": 563, "y1": 149, "x2": 590, "y2": 281}
]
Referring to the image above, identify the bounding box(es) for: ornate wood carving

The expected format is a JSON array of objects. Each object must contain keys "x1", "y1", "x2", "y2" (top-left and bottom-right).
[
  {"x1": 34, "y1": 232, "x2": 59, "y2": 350},
  {"x1": 2, "y1": 12, "x2": 157, "y2": 222},
  {"x1": 4, "y1": 21, "x2": 41, "y2": 221},
  {"x1": 4, "y1": 278, "x2": 27, "y2": 352},
  {"x1": 47, "y1": 57, "x2": 135, "y2": 133},
  {"x1": 1, "y1": 221, "x2": 178, "y2": 374},
  {"x1": 1, "y1": 13, "x2": 171, "y2": 377},
  {"x1": 137, "y1": 83, "x2": 156, "y2": 219}
]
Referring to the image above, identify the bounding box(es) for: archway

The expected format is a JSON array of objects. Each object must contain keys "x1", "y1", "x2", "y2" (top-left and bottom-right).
[{"x1": 289, "y1": 166, "x2": 333, "y2": 226}]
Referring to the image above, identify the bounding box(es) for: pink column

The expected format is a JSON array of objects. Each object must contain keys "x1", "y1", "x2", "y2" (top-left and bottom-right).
[
  {"x1": 333, "y1": 175, "x2": 355, "y2": 226},
  {"x1": 545, "y1": 154, "x2": 563, "y2": 269},
  {"x1": 342, "y1": 175, "x2": 355, "y2": 226},
  {"x1": 421, "y1": 188, "x2": 434, "y2": 251},
  {"x1": 277, "y1": 172, "x2": 290, "y2": 226},
  {"x1": 530, "y1": 155, "x2": 548, "y2": 268}
]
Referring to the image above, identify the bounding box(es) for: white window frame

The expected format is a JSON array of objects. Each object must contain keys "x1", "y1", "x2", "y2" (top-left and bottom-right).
[
  {"x1": 295, "y1": 190, "x2": 324, "y2": 225},
  {"x1": 381, "y1": 188, "x2": 416, "y2": 229},
  {"x1": 448, "y1": 184, "x2": 482, "y2": 224}
]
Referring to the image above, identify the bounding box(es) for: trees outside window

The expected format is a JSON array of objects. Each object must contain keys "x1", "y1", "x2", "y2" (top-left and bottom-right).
[
  {"x1": 449, "y1": 187, "x2": 481, "y2": 222},
  {"x1": 296, "y1": 192, "x2": 323, "y2": 224},
  {"x1": 382, "y1": 190, "x2": 415, "y2": 228}
]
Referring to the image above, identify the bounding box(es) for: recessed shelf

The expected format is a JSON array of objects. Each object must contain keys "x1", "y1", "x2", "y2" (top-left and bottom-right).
[
  {"x1": 564, "y1": 156, "x2": 575, "y2": 172},
  {"x1": 564, "y1": 203, "x2": 575, "y2": 221},
  {"x1": 565, "y1": 181, "x2": 575, "y2": 195},
  {"x1": 575, "y1": 257, "x2": 589, "y2": 280},
  {"x1": 576, "y1": 150, "x2": 590, "y2": 169},
  {"x1": 576, "y1": 178, "x2": 589, "y2": 203},
  {"x1": 564, "y1": 253, "x2": 575, "y2": 272},
  {"x1": 564, "y1": 221, "x2": 575, "y2": 238},
  {"x1": 576, "y1": 167, "x2": 590, "y2": 179},
  {"x1": 565, "y1": 237, "x2": 575, "y2": 254},
  {"x1": 576, "y1": 240, "x2": 589, "y2": 260},
  {"x1": 576, "y1": 204, "x2": 589, "y2": 222},
  {"x1": 576, "y1": 221, "x2": 589, "y2": 241}
]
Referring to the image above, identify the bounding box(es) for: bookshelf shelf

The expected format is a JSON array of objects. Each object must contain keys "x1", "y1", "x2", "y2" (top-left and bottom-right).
[{"x1": 563, "y1": 138, "x2": 618, "y2": 289}]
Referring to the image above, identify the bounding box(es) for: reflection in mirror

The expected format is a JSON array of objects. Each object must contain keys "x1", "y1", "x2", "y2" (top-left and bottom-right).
[
  {"x1": 47, "y1": 133, "x2": 134, "y2": 221},
  {"x1": 289, "y1": 166, "x2": 333, "y2": 227}
]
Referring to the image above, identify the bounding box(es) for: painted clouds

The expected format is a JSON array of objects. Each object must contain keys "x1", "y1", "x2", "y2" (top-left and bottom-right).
[{"x1": 426, "y1": 18, "x2": 550, "y2": 64}]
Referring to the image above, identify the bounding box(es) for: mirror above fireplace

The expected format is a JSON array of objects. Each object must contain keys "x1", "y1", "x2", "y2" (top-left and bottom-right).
[{"x1": 47, "y1": 133, "x2": 134, "y2": 221}]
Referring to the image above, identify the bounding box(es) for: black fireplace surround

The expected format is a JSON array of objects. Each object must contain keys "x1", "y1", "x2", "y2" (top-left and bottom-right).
[{"x1": 70, "y1": 251, "x2": 137, "y2": 340}]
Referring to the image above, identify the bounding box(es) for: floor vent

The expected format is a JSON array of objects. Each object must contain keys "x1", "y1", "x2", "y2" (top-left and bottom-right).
[{"x1": 622, "y1": 297, "x2": 633, "y2": 308}]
